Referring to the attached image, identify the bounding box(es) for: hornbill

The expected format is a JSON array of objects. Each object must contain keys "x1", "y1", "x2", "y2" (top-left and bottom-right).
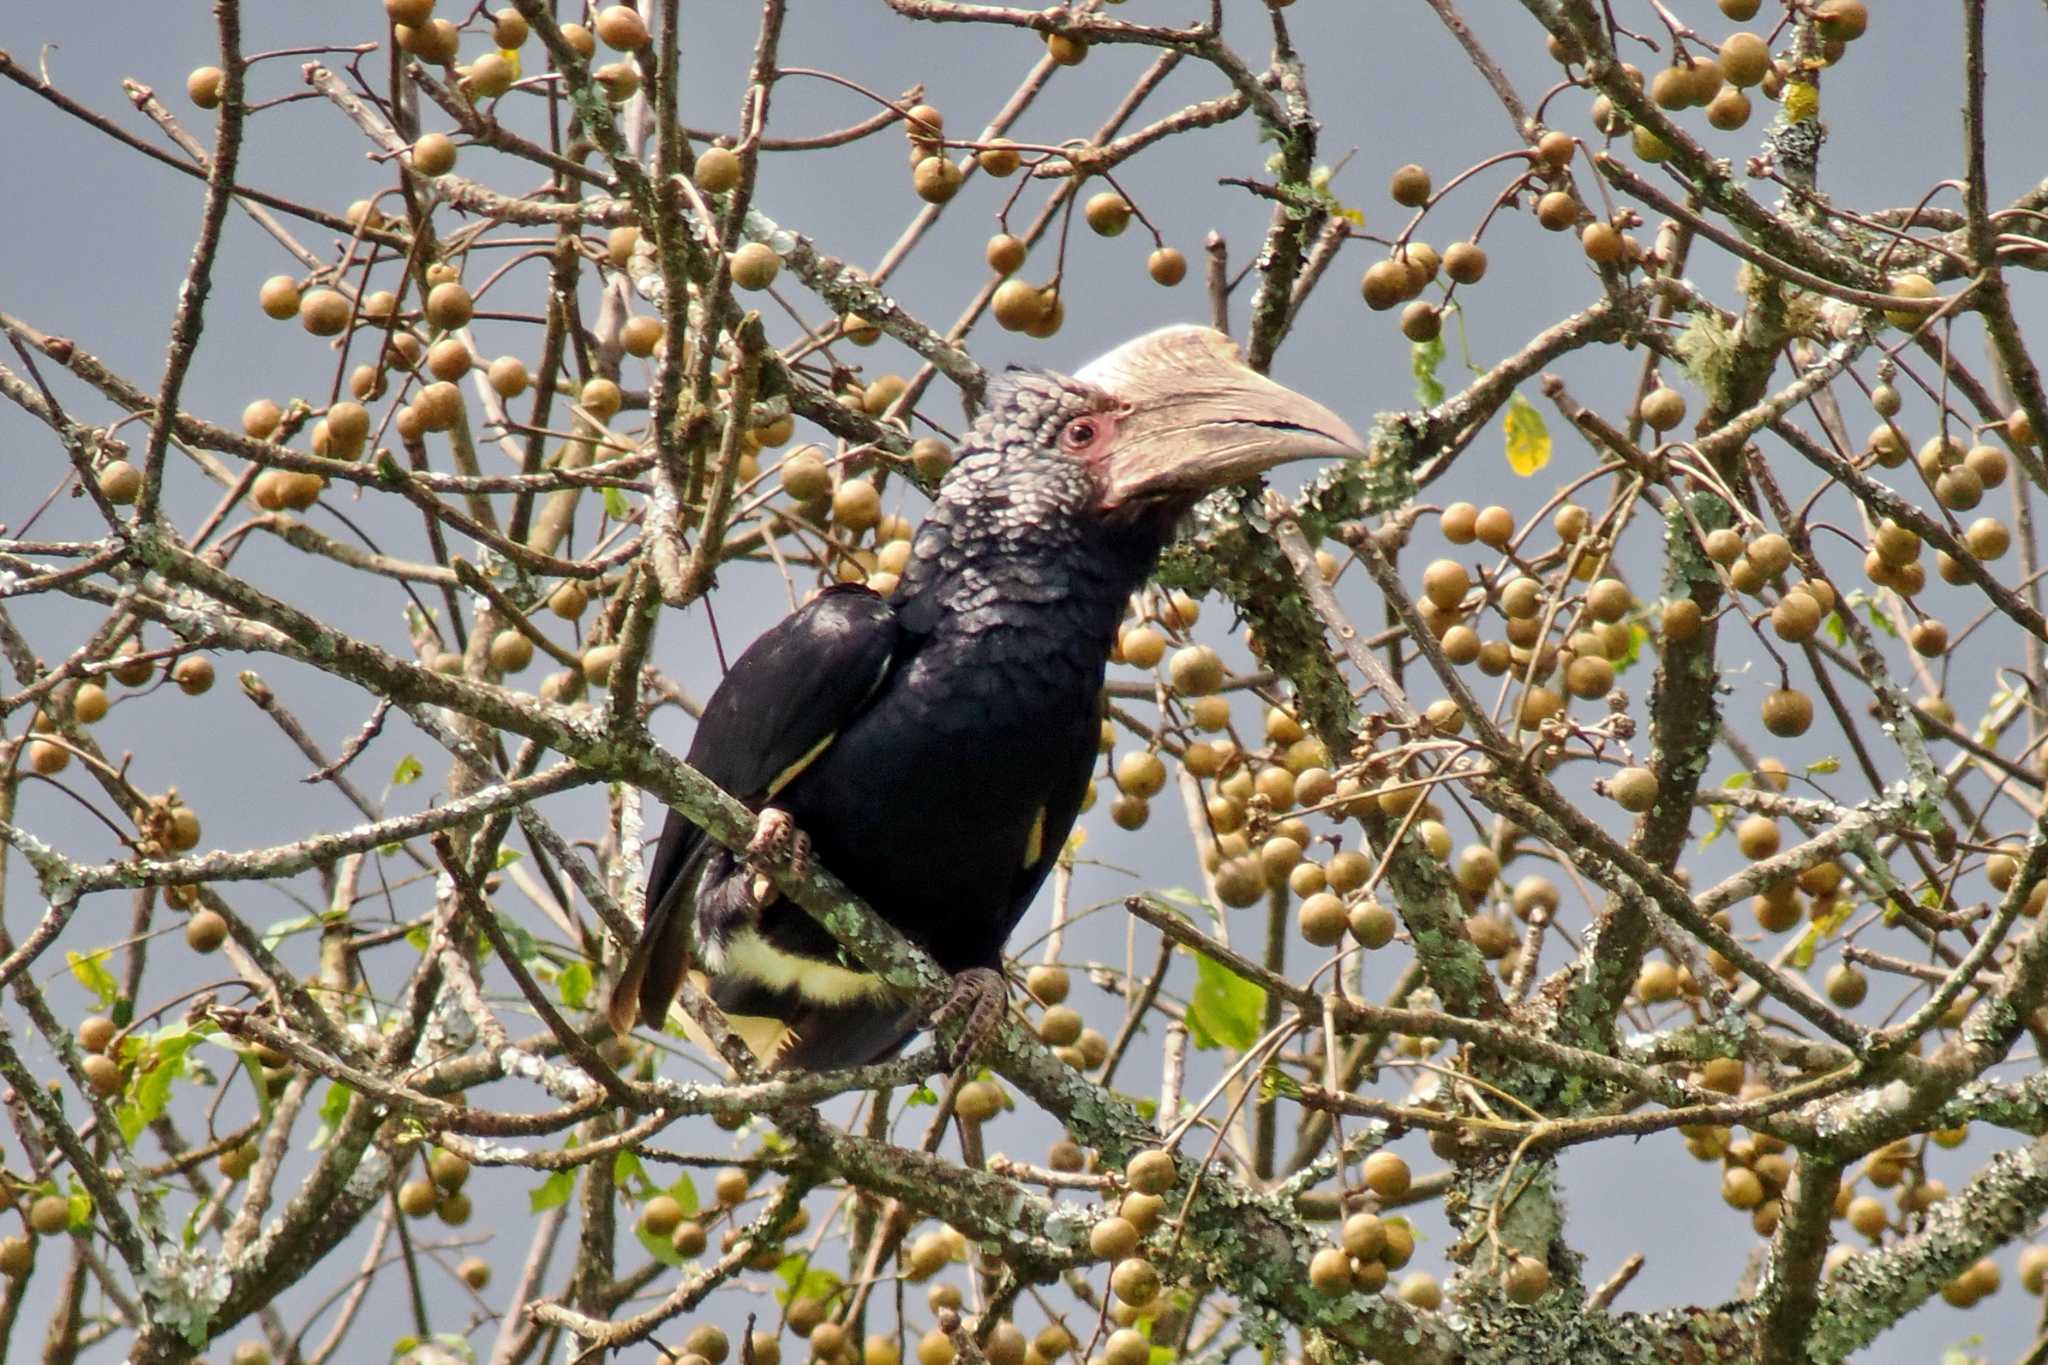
[{"x1": 609, "y1": 326, "x2": 1364, "y2": 1070}]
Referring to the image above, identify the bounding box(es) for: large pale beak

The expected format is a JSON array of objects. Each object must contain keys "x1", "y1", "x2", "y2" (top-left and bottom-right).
[{"x1": 1074, "y1": 325, "x2": 1366, "y2": 508}]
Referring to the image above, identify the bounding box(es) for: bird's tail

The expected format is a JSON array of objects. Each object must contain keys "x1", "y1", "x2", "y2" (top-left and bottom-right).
[
  {"x1": 606, "y1": 843, "x2": 711, "y2": 1036},
  {"x1": 769, "y1": 1000, "x2": 923, "y2": 1071}
]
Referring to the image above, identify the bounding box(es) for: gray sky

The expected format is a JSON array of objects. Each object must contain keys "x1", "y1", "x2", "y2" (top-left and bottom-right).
[{"x1": 5, "y1": 2, "x2": 2046, "y2": 1360}]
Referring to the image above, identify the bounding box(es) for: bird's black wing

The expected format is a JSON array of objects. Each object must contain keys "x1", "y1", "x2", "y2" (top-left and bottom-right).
[
  {"x1": 1005, "y1": 695, "x2": 1104, "y2": 942},
  {"x1": 767, "y1": 695, "x2": 1100, "y2": 1072},
  {"x1": 607, "y1": 585, "x2": 902, "y2": 1033}
]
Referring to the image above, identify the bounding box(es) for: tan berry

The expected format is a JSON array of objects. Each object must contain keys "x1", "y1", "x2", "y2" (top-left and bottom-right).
[
  {"x1": 1126, "y1": 1150, "x2": 1177, "y2": 1195},
  {"x1": 1885, "y1": 273, "x2": 1936, "y2": 329},
  {"x1": 1085, "y1": 192, "x2": 1133, "y2": 237},
  {"x1": 695, "y1": 147, "x2": 742, "y2": 194},
  {"x1": 1310, "y1": 1246, "x2": 1353, "y2": 1294},
  {"x1": 1762, "y1": 688, "x2": 1814, "y2": 738},
  {"x1": 171, "y1": 656, "x2": 215, "y2": 695},
  {"x1": 1469, "y1": 504, "x2": 1513, "y2": 549},
  {"x1": 1389, "y1": 163, "x2": 1432, "y2": 206},
  {"x1": 1640, "y1": 386, "x2": 1687, "y2": 431},
  {"x1": 594, "y1": 4, "x2": 649, "y2": 49},
  {"x1": 1608, "y1": 766, "x2": 1659, "y2": 813},
  {"x1": 1362, "y1": 1150, "x2": 1411, "y2": 1199},
  {"x1": 1536, "y1": 190, "x2": 1578, "y2": 230},
  {"x1": 29, "y1": 1195, "x2": 73, "y2": 1237},
  {"x1": 1581, "y1": 221, "x2": 1623, "y2": 264},
  {"x1": 991, "y1": 278, "x2": 1048, "y2": 332},
  {"x1": 1358, "y1": 258, "x2": 1410, "y2": 311},
  {"x1": 976, "y1": 138, "x2": 1020, "y2": 176},
  {"x1": 986, "y1": 233, "x2": 1027, "y2": 276},
  {"x1": 1110, "y1": 1257, "x2": 1160, "y2": 1306},
  {"x1": 912, "y1": 156, "x2": 964, "y2": 204},
  {"x1": 300, "y1": 289, "x2": 352, "y2": 337},
  {"x1": 1045, "y1": 32, "x2": 1088, "y2": 65},
  {"x1": 186, "y1": 908, "x2": 229, "y2": 952}
]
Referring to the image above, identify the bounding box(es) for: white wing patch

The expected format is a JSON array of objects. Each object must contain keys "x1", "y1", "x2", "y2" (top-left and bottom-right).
[
  {"x1": 763, "y1": 651, "x2": 891, "y2": 799},
  {"x1": 766, "y1": 731, "x2": 838, "y2": 798},
  {"x1": 724, "y1": 929, "x2": 889, "y2": 1005},
  {"x1": 1022, "y1": 805, "x2": 1048, "y2": 869}
]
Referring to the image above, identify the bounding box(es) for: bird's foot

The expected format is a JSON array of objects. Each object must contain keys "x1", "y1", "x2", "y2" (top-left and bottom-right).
[
  {"x1": 743, "y1": 809, "x2": 810, "y2": 908},
  {"x1": 927, "y1": 967, "x2": 1008, "y2": 1073},
  {"x1": 746, "y1": 807, "x2": 806, "y2": 866}
]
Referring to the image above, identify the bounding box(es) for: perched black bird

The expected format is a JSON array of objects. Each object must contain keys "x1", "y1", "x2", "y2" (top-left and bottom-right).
[{"x1": 610, "y1": 326, "x2": 1363, "y2": 1070}]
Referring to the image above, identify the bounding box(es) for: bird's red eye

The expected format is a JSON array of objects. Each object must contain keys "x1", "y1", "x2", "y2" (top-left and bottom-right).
[{"x1": 1060, "y1": 418, "x2": 1098, "y2": 451}]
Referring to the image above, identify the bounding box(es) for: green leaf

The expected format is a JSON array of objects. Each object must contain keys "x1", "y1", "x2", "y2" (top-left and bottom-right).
[
  {"x1": 313, "y1": 1082, "x2": 353, "y2": 1149},
  {"x1": 494, "y1": 847, "x2": 524, "y2": 869},
  {"x1": 1259, "y1": 1066, "x2": 1304, "y2": 1101},
  {"x1": 67, "y1": 949, "x2": 119, "y2": 1009},
  {"x1": 490, "y1": 916, "x2": 540, "y2": 964},
  {"x1": 666, "y1": 1173, "x2": 699, "y2": 1216},
  {"x1": 1114, "y1": 1092, "x2": 1159, "y2": 1122},
  {"x1": 775, "y1": 1253, "x2": 843, "y2": 1308},
  {"x1": 1807, "y1": 756, "x2": 1841, "y2": 775},
  {"x1": 557, "y1": 961, "x2": 593, "y2": 1011},
  {"x1": 613, "y1": 1149, "x2": 655, "y2": 1198},
  {"x1": 1722, "y1": 772, "x2": 1752, "y2": 789},
  {"x1": 116, "y1": 1021, "x2": 209, "y2": 1143},
  {"x1": 529, "y1": 1169, "x2": 575, "y2": 1213},
  {"x1": 636, "y1": 1221, "x2": 688, "y2": 1268},
  {"x1": 1187, "y1": 954, "x2": 1265, "y2": 1052},
  {"x1": 603, "y1": 485, "x2": 631, "y2": 521},
  {"x1": 1610, "y1": 622, "x2": 1648, "y2": 674},
  {"x1": 391, "y1": 754, "x2": 424, "y2": 787},
  {"x1": 260, "y1": 913, "x2": 324, "y2": 951},
  {"x1": 1702, "y1": 804, "x2": 1730, "y2": 847},
  {"x1": 906, "y1": 1083, "x2": 938, "y2": 1107},
  {"x1": 1504, "y1": 391, "x2": 1551, "y2": 477},
  {"x1": 1860, "y1": 598, "x2": 1900, "y2": 638},
  {"x1": 1410, "y1": 335, "x2": 1446, "y2": 407},
  {"x1": 1791, "y1": 897, "x2": 1853, "y2": 969},
  {"x1": 240, "y1": 1050, "x2": 275, "y2": 1124},
  {"x1": 396, "y1": 1334, "x2": 479, "y2": 1365}
]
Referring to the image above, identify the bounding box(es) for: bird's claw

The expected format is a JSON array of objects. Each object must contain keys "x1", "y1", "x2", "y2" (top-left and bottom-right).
[
  {"x1": 743, "y1": 810, "x2": 810, "y2": 909},
  {"x1": 928, "y1": 967, "x2": 1007, "y2": 1073},
  {"x1": 747, "y1": 808, "x2": 805, "y2": 866}
]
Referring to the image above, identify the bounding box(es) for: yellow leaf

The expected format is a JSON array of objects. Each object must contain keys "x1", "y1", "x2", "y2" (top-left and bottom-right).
[
  {"x1": 1504, "y1": 391, "x2": 1551, "y2": 477},
  {"x1": 500, "y1": 48, "x2": 524, "y2": 79}
]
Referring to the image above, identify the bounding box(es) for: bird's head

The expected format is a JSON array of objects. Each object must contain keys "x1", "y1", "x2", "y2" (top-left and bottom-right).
[{"x1": 1051, "y1": 325, "x2": 1366, "y2": 515}]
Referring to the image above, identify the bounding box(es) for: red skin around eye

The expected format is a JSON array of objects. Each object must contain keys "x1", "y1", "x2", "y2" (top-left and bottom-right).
[{"x1": 1061, "y1": 408, "x2": 1125, "y2": 476}]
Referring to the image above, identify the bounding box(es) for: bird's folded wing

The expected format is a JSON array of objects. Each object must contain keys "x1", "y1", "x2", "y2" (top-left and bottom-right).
[{"x1": 608, "y1": 584, "x2": 905, "y2": 1032}]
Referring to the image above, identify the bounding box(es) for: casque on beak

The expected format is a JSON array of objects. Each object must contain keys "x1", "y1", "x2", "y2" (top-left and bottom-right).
[{"x1": 1074, "y1": 325, "x2": 1367, "y2": 508}]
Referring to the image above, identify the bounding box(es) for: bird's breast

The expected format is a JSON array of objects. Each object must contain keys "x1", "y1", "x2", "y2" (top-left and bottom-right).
[{"x1": 774, "y1": 611, "x2": 1106, "y2": 965}]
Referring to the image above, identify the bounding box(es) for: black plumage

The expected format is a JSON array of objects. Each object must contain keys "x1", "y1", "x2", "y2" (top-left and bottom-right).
[{"x1": 611, "y1": 327, "x2": 1362, "y2": 1070}]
